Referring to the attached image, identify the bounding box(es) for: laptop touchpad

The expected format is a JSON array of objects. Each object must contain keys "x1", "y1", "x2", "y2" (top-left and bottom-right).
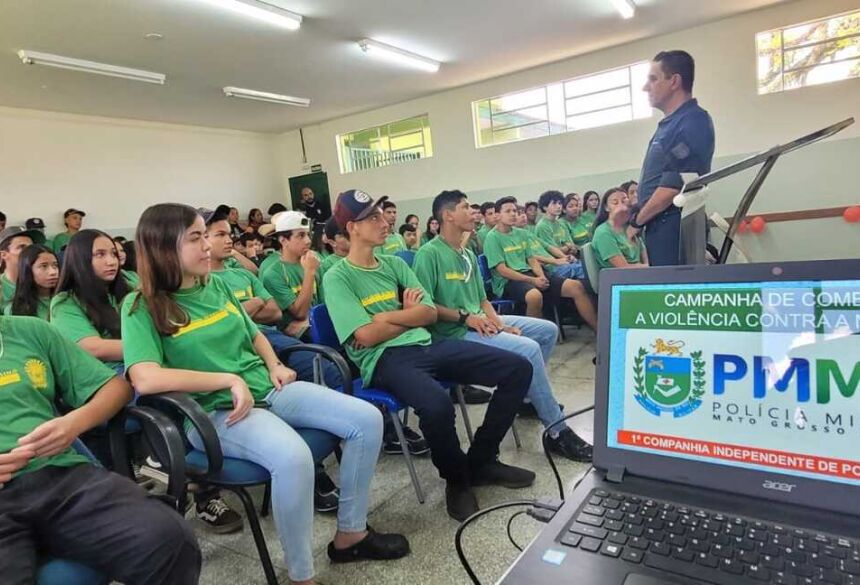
[{"x1": 623, "y1": 574, "x2": 688, "y2": 585}]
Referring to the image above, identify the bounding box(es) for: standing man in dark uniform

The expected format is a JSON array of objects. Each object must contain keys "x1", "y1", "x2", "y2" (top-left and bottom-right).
[
  {"x1": 298, "y1": 187, "x2": 331, "y2": 226},
  {"x1": 628, "y1": 51, "x2": 715, "y2": 266}
]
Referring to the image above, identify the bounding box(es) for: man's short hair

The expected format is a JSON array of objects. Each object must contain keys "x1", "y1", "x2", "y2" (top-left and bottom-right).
[
  {"x1": 0, "y1": 211, "x2": 7, "y2": 221},
  {"x1": 480, "y1": 202, "x2": 496, "y2": 216},
  {"x1": 469, "y1": 203, "x2": 481, "y2": 211},
  {"x1": 538, "y1": 190, "x2": 564, "y2": 212},
  {"x1": 268, "y1": 203, "x2": 287, "y2": 215},
  {"x1": 432, "y1": 190, "x2": 467, "y2": 223},
  {"x1": 516, "y1": 205, "x2": 526, "y2": 213},
  {"x1": 398, "y1": 223, "x2": 417, "y2": 236},
  {"x1": 494, "y1": 196, "x2": 518, "y2": 213},
  {"x1": 654, "y1": 50, "x2": 695, "y2": 93},
  {"x1": 524, "y1": 201, "x2": 538, "y2": 211},
  {"x1": 239, "y1": 232, "x2": 263, "y2": 246},
  {"x1": 381, "y1": 200, "x2": 397, "y2": 211}
]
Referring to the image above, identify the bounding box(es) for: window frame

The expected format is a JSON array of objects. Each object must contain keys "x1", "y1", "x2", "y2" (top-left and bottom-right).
[{"x1": 336, "y1": 113, "x2": 433, "y2": 174}]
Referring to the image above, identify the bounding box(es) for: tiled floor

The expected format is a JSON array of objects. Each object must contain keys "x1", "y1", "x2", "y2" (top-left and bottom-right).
[{"x1": 195, "y1": 328, "x2": 597, "y2": 585}]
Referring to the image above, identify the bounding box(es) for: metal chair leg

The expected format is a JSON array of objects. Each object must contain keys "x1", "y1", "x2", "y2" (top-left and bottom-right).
[
  {"x1": 510, "y1": 418, "x2": 523, "y2": 449},
  {"x1": 261, "y1": 482, "x2": 271, "y2": 518},
  {"x1": 402, "y1": 407, "x2": 410, "y2": 427},
  {"x1": 554, "y1": 305, "x2": 566, "y2": 342},
  {"x1": 454, "y1": 385, "x2": 474, "y2": 444},
  {"x1": 390, "y1": 410, "x2": 425, "y2": 504},
  {"x1": 227, "y1": 487, "x2": 278, "y2": 585}
]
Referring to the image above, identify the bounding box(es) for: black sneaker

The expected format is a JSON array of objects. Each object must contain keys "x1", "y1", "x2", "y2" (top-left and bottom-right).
[
  {"x1": 383, "y1": 424, "x2": 430, "y2": 456},
  {"x1": 470, "y1": 459, "x2": 535, "y2": 489},
  {"x1": 315, "y1": 471, "x2": 340, "y2": 514},
  {"x1": 327, "y1": 527, "x2": 411, "y2": 563},
  {"x1": 547, "y1": 427, "x2": 593, "y2": 462},
  {"x1": 455, "y1": 385, "x2": 492, "y2": 405},
  {"x1": 518, "y1": 401, "x2": 565, "y2": 418},
  {"x1": 196, "y1": 496, "x2": 244, "y2": 534},
  {"x1": 446, "y1": 483, "x2": 479, "y2": 522}
]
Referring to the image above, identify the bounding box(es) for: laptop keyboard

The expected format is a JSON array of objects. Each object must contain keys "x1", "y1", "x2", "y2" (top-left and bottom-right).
[{"x1": 558, "y1": 488, "x2": 860, "y2": 585}]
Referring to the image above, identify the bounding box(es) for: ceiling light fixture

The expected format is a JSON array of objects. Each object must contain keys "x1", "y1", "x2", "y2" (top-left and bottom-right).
[
  {"x1": 197, "y1": 0, "x2": 302, "y2": 30},
  {"x1": 17, "y1": 50, "x2": 166, "y2": 84},
  {"x1": 609, "y1": 0, "x2": 636, "y2": 19},
  {"x1": 223, "y1": 86, "x2": 310, "y2": 106},
  {"x1": 358, "y1": 39, "x2": 440, "y2": 73}
]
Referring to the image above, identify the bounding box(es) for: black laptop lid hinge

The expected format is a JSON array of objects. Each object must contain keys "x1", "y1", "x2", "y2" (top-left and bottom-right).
[{"x1": 606, "y1": 465, "x2": 626, "y2": 484}]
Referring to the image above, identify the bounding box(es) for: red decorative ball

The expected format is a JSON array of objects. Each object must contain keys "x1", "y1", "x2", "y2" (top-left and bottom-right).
[
  {"x1": 750, "y1": 216, "x2": 767, "y2": 234},
  {"x1": 843, "y1": 206, "x2": 860, "y2": 223},
  {"x1": 737, "y1": 220, "x2": 749, "y2": 234}
]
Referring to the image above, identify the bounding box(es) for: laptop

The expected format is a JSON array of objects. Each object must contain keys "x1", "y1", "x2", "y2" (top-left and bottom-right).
[{"x1": 500, "y1": 259, "x2": 860, "y2": 585}]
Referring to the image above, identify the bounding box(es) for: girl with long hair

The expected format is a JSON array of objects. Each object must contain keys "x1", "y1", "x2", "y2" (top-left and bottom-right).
[
  {"x1": 7, "y1": 244, "x2": 58, "y2": 320},
  {"x1": 580, "y1": 190, "x2": 600, "y2": 235},
  {"x1": 122, "y1": 203, "x2": 409, "y2": 585},
  {"x1": 591, "y1": 187, "x2": 649, "y2": 271},
  {"x1": 421, "y1": 216, "x2": 439, "y2": 246}
]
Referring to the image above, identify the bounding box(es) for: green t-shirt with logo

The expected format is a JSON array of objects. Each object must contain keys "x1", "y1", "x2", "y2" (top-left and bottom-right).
[
  {"x1": 50, "y1": 292, "x2": 123, "y2": 370},
  {"x1": 374, "y1": 233, "x2": 408, "y2": 256},
  {"x1": 122, "y1": 270, "x2": 140, "y2": 290},
  {"x1": 51, "y1": 232, "x2": 73, "y2": 253},
  {"x1": 320, "y1": 253, "x2": 345, "y2": 278},
  {"x1": 483, "y1": 227, "x2": 532, "y2": 298},
  {"x1": 3, "y1": 297, "x2": 52, "y2": 321},
  {"x1": 579, "y1": 211, "x2": 597, "y2": 236},
  {"x1": 211, "y1": 267, "x2": 275, "y2": 331},
  {"x1": 591, "y1": 222, "x2": 645, "y2": 270},
  {"x1": 476, "y1": 224, "x2": 493, "y2": 247},
  {"x1": 413, "y1": 237, "x2": 487, "y2": 340},
  {"x1": 535, "y1": 217, "x2": 573, "y2": 251},
  {"x1": 0, "y1": 316, "x2": 117, "y2": 477},
  {"x1": 1, "y1": 274, "x2": 16, "y2": 313},
  {"x1": 323, "y1": 255, "x2": 433, "y2": 382},
  {"x1": 562, "y1": 216, "x2": 591, "y2": 246},
  {"x1": 121, "y1": 278, "x2": 273, "y2": 413},
  {"x1": 260, "y1": 257, "x2": 321, "y2": 326}
]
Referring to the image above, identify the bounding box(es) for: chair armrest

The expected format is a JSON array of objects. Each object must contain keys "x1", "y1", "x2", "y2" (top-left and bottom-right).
[
  {"x1": 276, "y1": 343, "x2": 352, "y2": 390},
  {"x1": 137, "y1": 393, "x2": 223, "y2": 475}
]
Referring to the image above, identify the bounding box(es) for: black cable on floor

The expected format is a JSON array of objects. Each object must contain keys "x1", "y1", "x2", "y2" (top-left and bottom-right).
[
  {"x1": 505, "y1": 510, "x2": 528, "y2": 552},
  {"x1": 455, "y1": 500, "x2": 534, "y2": 585},
  {"x1": 541, "y1": 404, "x2": 595, "y2": 500}
]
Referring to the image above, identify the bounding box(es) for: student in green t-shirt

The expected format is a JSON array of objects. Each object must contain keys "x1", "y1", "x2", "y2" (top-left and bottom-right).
[
  {"x1": 487, "y1": 197, "x2": 597, "y2": 329},
  {"x1": 259, "y1": 211, "x2": 321, "y2": 339},
  {"x1": 0, "y1": 315, "x2": 201, "y2": 583},
  {"x1": 580, "y1": 190, "x2": 600, "y2": 235},
  {"x1": 5, "y1": 244, "x2": 58, "y2": 320},
  {"x1": 515, "y1": 206, "x2": 577, "y2": 276},
  {"x1": 324, "y1": 189, "x2": 535, "y2": 523},
  {"x1": 373, "y1": 200, "x2": 408, "y2": 255},
  {"x1": 561, "y1": 192, "x2": 591, "y2": 246},
  {"x1": 476, "y1": 201, "x2": 498, "y2": 248},
  {"x1": 524, "y1": 201, "x2": 539, "y2": 233},
  {"x1": 420, "y1": 216, "x2": 439, "y2": 247},
  {"x1": 124, "y1": 203, "x2": 408, "y2": 582},
  {"x1": 50, "y1": 230, "x2": 131, "y2": 372},
  {"x1": 320, "y1": 217, "x2": 349, "y2": 277},
  {"x1": 1, "y1": 226, "x2": 45, "y2": 313},
  {"x1": 535, "y1": 190, "x2": 576, "y2": 256},
  {"x1": 51, "y1": 208, "x2": 85, "y2": 253},
  {"x1": 591, "y1": 187, "x2": 649, "y2": 271},
  {"x1": 413, "y1": 190, "x2": 592, "y2": 462},
  {"x1": 114, "y1": 239, "x2": 140, "y2": 290}
]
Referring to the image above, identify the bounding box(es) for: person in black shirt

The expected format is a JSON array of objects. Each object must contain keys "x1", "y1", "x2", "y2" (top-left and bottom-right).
[{"x1": 298, "y1": 187, "x2": 331, "y2": 227}]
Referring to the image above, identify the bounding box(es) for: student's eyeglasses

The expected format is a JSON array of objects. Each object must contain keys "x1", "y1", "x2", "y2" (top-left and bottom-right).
[{"x1": 460, "y1": 251, "x2": 473, "y2": 283}]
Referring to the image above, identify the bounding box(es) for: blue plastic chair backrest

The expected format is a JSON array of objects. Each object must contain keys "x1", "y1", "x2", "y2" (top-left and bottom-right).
[
  {"x1": 394, "y1": 250, "x2": 416, "y2": 267},
  {"x1": 477, "y1": 254, "x2": 492, "y2": 285},
  {"x1": 309, "y1": 304, "x2": 340, "y2": 349}
]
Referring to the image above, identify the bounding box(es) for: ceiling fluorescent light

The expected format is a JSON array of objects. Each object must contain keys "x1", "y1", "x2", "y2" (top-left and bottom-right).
[
  {"x1": 223, "y1": 86, "x2": 310, "y2": 106},
  {"x1": 17, "y1": 50, "x2": 166, "y2": 84},
  {"x1": 197, "y1": 0, "x2": 302, "y2": 30},
  {"x1": 358, "y1": 39, "x2": 440, "y2": 73},
  {"x1": 609, "y1": 0, "x2": 635, "y2": 19}
]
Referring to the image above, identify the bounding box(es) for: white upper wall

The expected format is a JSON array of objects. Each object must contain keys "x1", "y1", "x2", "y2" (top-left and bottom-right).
[
  {"x1": 275, "y1": 0, "x2": 860, "y2": 206},
  {"x1": 0, "y1": 106, "x2": 281, "y2": 235}
]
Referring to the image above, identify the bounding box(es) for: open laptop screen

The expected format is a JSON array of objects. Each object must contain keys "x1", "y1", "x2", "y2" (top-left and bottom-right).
[{"x1": 606, "y1": 280, "x2": 860, "y2": 487}]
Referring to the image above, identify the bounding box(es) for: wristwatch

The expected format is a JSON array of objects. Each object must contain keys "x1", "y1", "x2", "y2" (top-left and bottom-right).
[
  {"x1": 629, "y1": 214, "x2": 644, "y2": 230},
  {"x1": 458, "y1": 310, "x2": 469, "y2": 324}
]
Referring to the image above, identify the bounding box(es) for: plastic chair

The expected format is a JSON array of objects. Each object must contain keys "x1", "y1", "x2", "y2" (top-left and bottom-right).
[
  {"x1": 580, "y1": 242, "x2": 600, "y2": 296},
  {"x1": 137, "y1": 344, "x2": 349, "y2": 585},
  {"x1": 393, "y1": 249, "x2": 416, "y2": 267}
]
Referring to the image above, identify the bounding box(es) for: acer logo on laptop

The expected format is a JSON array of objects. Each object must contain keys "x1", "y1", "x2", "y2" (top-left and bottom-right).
[{"x1": 762, "y1": 480, "x2": 796, "y2": 493}]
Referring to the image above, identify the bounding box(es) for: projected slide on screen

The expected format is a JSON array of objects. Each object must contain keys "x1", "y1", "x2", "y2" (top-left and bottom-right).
[{"x1": 606, "y1": 281, "x2": 860, "y2": 486}]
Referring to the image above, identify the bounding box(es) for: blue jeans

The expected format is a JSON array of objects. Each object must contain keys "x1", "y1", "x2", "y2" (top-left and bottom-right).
[
  {"x1": 464, "y1": 315, "x2": 564, "y2": 432},
  {"x1": 262, "y1": 328, "x2": 343, "y2": 388},
  {"x1": 551, "y1": 261, "x2": 585, "y2": 281},
  {"x1": 187, "y1": 382, "x2": 383, "y2": 582}
]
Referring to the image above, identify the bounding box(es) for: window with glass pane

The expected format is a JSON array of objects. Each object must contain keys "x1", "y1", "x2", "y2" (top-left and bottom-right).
[
  {"x1": 757, "y1": 9, "x2": 860, "y2": 95},
  {"x1": 337, "y1": 114, "x2": 433, "y2": 174},
  {"x1": 472, "y1": 62, "x2": 652, "y2": 148}
]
